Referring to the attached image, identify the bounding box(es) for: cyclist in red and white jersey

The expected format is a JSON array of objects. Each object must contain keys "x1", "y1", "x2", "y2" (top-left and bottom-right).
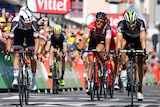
[{"x1": 78, "y1": 11, "x2": 112, "y2": 94}]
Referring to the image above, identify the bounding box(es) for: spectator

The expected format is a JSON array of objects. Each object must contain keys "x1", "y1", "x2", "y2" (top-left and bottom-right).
[{"x1": 151, "y1": 21, "x2": 160, "y2": 52}]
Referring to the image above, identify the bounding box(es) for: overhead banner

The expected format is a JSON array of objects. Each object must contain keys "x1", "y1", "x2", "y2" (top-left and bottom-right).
[
  {"x1": 27, "y1": 0, "x2": 71, "y2": 14},
  {"x1": 86, "y1": 11, "x2": 126, "y2": 27}
]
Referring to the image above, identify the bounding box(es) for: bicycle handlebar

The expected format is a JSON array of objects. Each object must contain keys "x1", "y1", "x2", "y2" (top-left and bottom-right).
[
  {"x1": 9, "y1": 50, "x2": 34, "y2": 54},
  {"x1": 78, "y1": 49, "x2": 116, "y2": 60},
  {"x1": 118, "y1": 49, "x2": 148, "y2": 60}
]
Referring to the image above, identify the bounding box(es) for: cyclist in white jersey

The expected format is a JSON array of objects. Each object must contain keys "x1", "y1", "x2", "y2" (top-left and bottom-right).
[{"x1": 5, "y1": 8, "x2": 39, "y2": 90}]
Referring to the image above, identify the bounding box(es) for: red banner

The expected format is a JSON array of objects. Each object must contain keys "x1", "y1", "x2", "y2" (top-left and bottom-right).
[{"x1": 86, "y1": 11, "x2": 126, "y2": 27}]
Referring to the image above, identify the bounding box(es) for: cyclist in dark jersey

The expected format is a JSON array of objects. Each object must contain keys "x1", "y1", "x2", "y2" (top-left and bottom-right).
[
  {"x1": 78, "y1": 11, "x2": 112, "y2": 94},
  {"x1": 5, "y1": 8, "x2": 39, "y2": 90},
  {"x1": 115, "y1": 10, "x2": 146, "y2": 101},
  {"x1": 44, "y1": 24, "x2": 67, "y2": 86}
]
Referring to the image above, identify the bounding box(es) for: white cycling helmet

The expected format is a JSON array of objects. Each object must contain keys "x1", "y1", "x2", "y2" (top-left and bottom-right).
[
  {"x1": 124, "y1": 10, "x2": 138, "y2": 24},
  {"x1": 19, "y1": 9, "x2": 33, "y2": 23}
]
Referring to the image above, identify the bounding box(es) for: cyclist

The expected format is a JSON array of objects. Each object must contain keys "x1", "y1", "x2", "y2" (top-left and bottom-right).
[
  {"x1": 78, "y1": 11, "x2": 112, "y2": 94},
  {"x1": 115, "y1": 10, "x2": 146, "y2": 101},
  {"x1": 5, "y1": 8, "x2": 39, "y2": 90},
  {"x1": 44, "y1": 24, "x2": 67, "y2": 86}
]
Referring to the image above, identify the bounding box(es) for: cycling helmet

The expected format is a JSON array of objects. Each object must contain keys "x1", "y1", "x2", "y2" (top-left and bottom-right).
[
  {"x1": 19, "y1": 9, "x2": 33, "y2": 24},
  {"x1": 124, "y1": 10, "x2": 138, "y2": 24},
  {"x1": 54, "y1": 25, "x2": 62, "y2": 35},
  {"x1": 96, "y1": 12, "x2": 107, "y2": 21},
  {"x1": 0, "y1": 17, "x2": 6, "y2": 23}
]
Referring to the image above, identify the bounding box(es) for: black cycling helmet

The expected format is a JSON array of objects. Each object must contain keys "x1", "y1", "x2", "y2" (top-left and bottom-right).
[{"x1": 96, "y1": 12, "x2": 107, "y2": 21}]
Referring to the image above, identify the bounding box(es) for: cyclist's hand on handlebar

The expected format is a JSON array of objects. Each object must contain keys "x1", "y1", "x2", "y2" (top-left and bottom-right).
[
  {"x1": 4, "y1": 51, "x2": 11, "y2": 61},
  {"x1": 38, "y1": 54, "x2": 45, "y2": 62},
  {"x1": 43, "y1": 51, "x2": 49, "y2": 58}
]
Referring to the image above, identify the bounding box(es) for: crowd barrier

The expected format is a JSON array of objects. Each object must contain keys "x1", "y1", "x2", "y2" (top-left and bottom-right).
[
  {"x1": 0, "y1": 53, "x2": 85, "y2": 92},
  {"x1": 0, "y1": 53, "x2": 159, "y2": 92}
]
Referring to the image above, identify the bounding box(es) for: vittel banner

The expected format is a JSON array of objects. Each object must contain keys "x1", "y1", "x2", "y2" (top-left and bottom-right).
[{"x1": 27, "y1": 0, "x2": 71, "y2": 14}]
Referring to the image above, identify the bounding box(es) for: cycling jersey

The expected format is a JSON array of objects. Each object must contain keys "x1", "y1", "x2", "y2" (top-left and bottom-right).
[
  {"x1": 87, "y1": 21, "x2": 111, "y2": 49},
  {"x1": 48, "y1": 30, "x2": 67, "y2": 50},
  {"x1": 8, "y1": 16, "x2": 39, "y2": 47},
  {"x1": 117, "y1": 19, "x2": 146, "y2": 49}
]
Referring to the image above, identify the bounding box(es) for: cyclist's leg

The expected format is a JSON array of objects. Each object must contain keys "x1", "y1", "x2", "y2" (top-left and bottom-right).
[
  {"x1": 12, "y1": 53, "x2": 20, "y2": 87},
  {"x1": 60, "y1": 49, "x2": 66, "y2": 86},
  {"x1": 110, "y1": 55, "x2": 115, "y2": 76},
  {"x1": 10, "y1": 30, "x2": 25, "y2": 87},
  {"x1": 96, "y1": 43, "x2": 106, "y2": 76},
  {"x1": 48, "y1": 46, "x2": 54, "y2": 77},
  {"x1": 135, "y1": 35, "x2": 145, "y2": 100},
  {"x1": 115, "y1": 34, "x2": 127, "y2": 89},
  {"x1": 26, "y1": 30, "x2": 39, "y2": 90},
  {"x1": 86, "y1": 52, "x2": 94, "y2": 93},
  {"x1": 135, "y1": 55, "x2": 144, "y2": 100}
]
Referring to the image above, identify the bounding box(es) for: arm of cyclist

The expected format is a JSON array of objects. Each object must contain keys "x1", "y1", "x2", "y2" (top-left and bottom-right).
[
  {"x1": 5, "y1": 19, "x2": 18, "y2": 60},
  {"x1": 77, "y1": 28, "x2": 90, "y2": 50},
  {"x1": 32, "y1": 19, "x2": 40, "y2": 59},
  {"x1": 105, "y1": 25, "x2": 112, "y2": 54}
]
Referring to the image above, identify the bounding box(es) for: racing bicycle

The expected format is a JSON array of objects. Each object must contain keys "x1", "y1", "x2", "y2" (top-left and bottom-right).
[
  {"x1": 100, "y1": 50, "x2": 115, "y2": 98},
  {"x1": 10, "y1": 47, "x2": 33, "y2": 107},
  {"x1": 49, "y1": 48, "x2": 61, "y2": 94},
  {"x1": 80, "y1": 49, "x2": 102, "y2": 101},
  {"x1": 118, "y1": 48, "x2": 146, "y2": 106}
]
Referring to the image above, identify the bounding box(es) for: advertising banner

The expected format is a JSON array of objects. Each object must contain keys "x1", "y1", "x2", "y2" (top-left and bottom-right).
[
  {"x1": 27, "y1": 0, "x2": 71, "y2": 14},
  {"x1": 86, "y1": 12, "x2": 125, "y2": 27}
]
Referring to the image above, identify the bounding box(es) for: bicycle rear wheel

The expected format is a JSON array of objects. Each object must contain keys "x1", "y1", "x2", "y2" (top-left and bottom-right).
[
  {"x1": 108, "y1": 72, "x2": 114, "y2": 98},
  {"x1": 100, "y1": 76, "x2": 108, "y2": 99},
  {"x1": 18, "y1": 63, "x2": 24, "y2": 107}
]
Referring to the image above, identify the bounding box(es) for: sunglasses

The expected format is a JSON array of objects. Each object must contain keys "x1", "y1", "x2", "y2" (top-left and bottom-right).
[{"x1": 96, "y1": 19, "x2": 105, "y2": 23}]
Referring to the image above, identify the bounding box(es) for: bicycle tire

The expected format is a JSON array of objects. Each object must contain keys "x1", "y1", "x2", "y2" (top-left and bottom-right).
[
  {"x1": 97, "y1": 86, "x2": 100, "y2": 100},
  {"x1": 99, "y1": 76, "x2": 103, "y2": 98},
  {"x1": 90, "y1": 63, "x2": 96, "y2": 101},
  {"x1": 99, "y1": 76, "x2": 108, "y2": 99},
  {"x1": 108, "y1": 72, "x2": 114, "y2": 98},
  {"x1": 25, "y1": 69, "x2": 29, "y2": 105},
  {"x1": 130, "y1": 64, "x2": 135, "y2": 106},
  {"x1": 52, "y1": 63, "x2": 56, "y2": 94},
  {"x1": 103, "y1": 79, "x2": 108, "y2": 99},
  {"x1": 52, "y1": 63, "x2": 60, "y2": 94},
  {"x1": 96, "y1": 70, "x2": 101, "y2": 101},
  {"x1": 18, "y1": 63, "x2": 24, "y2": 107}
]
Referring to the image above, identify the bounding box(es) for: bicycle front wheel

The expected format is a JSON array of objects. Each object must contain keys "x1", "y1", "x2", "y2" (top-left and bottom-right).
[
  {"x1": 18, "y1": 63, "x2": 24, "y2": 107},
  {"x1": 24, "y1": 69, "x2": 29, "y2": 105},
  {"x1": 52, "y1": 63, "x2": 60, "y2": 94},
  {"x1": 90, "y1": 63, "x2": 96, "y2": 101}
]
